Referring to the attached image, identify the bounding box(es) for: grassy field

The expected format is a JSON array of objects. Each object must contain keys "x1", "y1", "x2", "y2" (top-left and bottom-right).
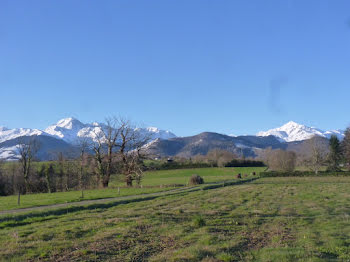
[
  {"x1": 1, "y1": 175, "x2": 350, "y2": 261},
  {"x1": 0, "y1": 167, "x2": 263, "y2": 212},
  {"x1": 112, "y1": 167, "x2": 265, "y2": 186},
  {"x1": 0, "y1": 187, "x2": 171, "y2": 212}
]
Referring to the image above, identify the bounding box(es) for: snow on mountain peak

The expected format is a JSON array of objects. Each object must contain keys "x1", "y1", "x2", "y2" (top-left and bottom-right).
[
  {"x1": 257, "y1": 121, "x2": 344, "y2": 142},
  {"x1": 282, "y1": 121, "x2": 303, "y2": 128},
  {"x1": 55, "y1": 117, "x2": 85, "y2": 129},
  {"x1": 135, "y1": 127, "x2": 176, "y2": 140},
  {"x1": 45, "y1": 117, "x2": 87, "y2": 142},
  {"x1": 43, "y1": 118, "x2": 176, "y2": 144},
  {"x1": 0, "y1": 127, "x2": 44, "y2": 143}
]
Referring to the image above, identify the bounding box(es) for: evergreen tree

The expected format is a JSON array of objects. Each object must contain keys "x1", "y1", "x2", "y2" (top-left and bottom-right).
[
  {"x1": 327, "y1": 135, "x2": 342, "y2": 171},
  {"x1": 342, "y1": 128, "x2": 350, "y2": 170}
]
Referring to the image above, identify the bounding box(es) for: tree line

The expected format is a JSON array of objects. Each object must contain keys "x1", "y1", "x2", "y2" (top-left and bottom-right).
[
  {"x1": 1, "y1": 120, "x2": 350, "y2": 196},
  {"x1": 259, "y1": 127, "x2": 350, "y2": 173},
  {"x1": 0, "y1": 117, "x2": 150, "y2": 196}
]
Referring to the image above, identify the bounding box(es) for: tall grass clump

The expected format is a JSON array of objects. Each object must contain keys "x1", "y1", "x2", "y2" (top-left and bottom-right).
[
  {"x1": 189, "y1": 174, "x2": 204, "y2": 185},
  {"x1": 192, "y1": 216, "x2": 206, "y2": 228}
]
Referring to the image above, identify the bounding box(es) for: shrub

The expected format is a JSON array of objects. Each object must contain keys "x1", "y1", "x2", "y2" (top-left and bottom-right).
[
  {"x1": 189, "y1": 174, "x2": 204, "y2": 185},
  {"x1": 193, "y1": 216, "x2": 206, "y2": 228}
]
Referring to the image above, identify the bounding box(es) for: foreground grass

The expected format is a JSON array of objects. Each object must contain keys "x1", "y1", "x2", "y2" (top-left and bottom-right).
[
  {"x1": 0, "y1": 167, "x2": 263, "y2": 212},
  {"x1": 2, "y1": 176, "x2": 350, "y2": 261}
]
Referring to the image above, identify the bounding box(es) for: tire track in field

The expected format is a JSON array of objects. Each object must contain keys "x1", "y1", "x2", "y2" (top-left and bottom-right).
[{"x1": 0, "y1": 178, "x2": 258, "y2": 218}]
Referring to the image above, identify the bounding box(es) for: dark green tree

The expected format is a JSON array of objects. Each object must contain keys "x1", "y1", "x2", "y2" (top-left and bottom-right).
[
  {"x1": 342, "y1": 128, "x2": 350, "y2": 170},
  {"x1": 44, "y1": 164, "x2": 55, "y2": 193},
  {"x1": 327, "y1": 135, "x2": 342, "y2": 171}
]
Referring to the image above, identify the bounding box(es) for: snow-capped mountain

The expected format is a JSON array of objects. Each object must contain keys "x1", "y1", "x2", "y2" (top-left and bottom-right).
[
  {"x1": 135, "y1": 127, "x2": 176, "y2": 141},
  {"x1": 0, "y1": 127, "x2": 44, "y2": 143},
  {"x1": 45, "y1": 118, "x2": 177, "y2": 144},
  {"x1": 44, "y1": 117, "x2": 88, "y2": 143},
  {"x1": 0, "y1": 118, "x2": 346, "y2": 161},
  {"x1": 0, "y1": 117, "x2": 177, "y2": 160},
  {"x1": 257, "y1": 121, "x2": 345, "y2": 142}
]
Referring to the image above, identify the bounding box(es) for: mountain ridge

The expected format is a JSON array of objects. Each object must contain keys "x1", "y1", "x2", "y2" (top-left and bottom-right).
[
  {"x1": 0, "y1": 117, "x2": 177, "y2": 160},
  {"x1": 0, "y1": 119, "x2": 347, "y2": 161},
  {"x1": 0, "y1": 118, "x2": 176, "y2": 144},
  {"x1": 146, "y1": 132, "x2": 287, "y2": 158}
]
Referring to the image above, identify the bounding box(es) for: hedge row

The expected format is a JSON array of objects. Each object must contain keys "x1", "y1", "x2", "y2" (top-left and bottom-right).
[
  {"x1": 224, "y1": 159, "x2": 265, "y2": 167},
  {"x1": 145, "y1": 162, "x2": 214, "y2": 170},
  {"x1": 260, "y1": 171, "x2": 350, "y2": 177}
]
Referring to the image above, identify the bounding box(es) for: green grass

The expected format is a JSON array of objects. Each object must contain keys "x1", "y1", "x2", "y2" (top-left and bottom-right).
[
  {"x1": 112, "y1": 167, "x2": 265, "y2": 186},
  {"x1": 0, "y1": 167, "x2": 263, "y2": 212},
  {"x1": 2, "y1": 175, "x2": 350, "y2": 261},
  {"x1": 0, "y1": 187, "x2": 171, "y2": 212}
]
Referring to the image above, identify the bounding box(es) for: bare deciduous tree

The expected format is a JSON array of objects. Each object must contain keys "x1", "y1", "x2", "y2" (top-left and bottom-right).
[
  {"x1": 256, "y1": 147, "x2": 272, "y2": 170},
  {"x1": 92, "y1": 132, "x2": 105, "y2": 187},
  {"x1": 301, "y1": 136, "x2": 328, "y2": 174},
  {"x1": 116, "y1": 119, "x2": 151, "y2": 186},
  {"x1": 92, "y1": 117, "x2": 121, "y2": 187},
  {"x1": 77, "y1": 137, "x2": 89, "y2": 197},
  {"x1": 92, "y1": 117, "x2": 151, "y2": 187},
  {"x1": 17, "y1": 137, "x2": 39, "y2": 193},
  {"x1": 206, "y1": 149, "x2": 237, "y2": 167},
  {"x1": 263, "y1": 149, "x2": 296, "y2": 172}
]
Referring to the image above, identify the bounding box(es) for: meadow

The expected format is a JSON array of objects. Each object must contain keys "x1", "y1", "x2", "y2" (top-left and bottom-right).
[
  {"x1": 1, "y1": 171, "x2": 350, "y2": 261},
  {"x1": 113, "y1": 167, "x2": 264, "y2": 186},
  {"x1": 0, "y1": 167, "x2": 263, "y2": 212}
]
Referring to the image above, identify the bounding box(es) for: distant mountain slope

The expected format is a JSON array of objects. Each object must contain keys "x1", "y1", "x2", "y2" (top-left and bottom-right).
[
  {"x1": 147, "y1": 132, "x2": 286, "y2": 158},
  {"x1": 0, "y1": 127, "x2": 45, "y2": 143},
  {"x1": 257, "y1": 121, "x2": 344, "y2": 142},
  {"x1": 286, "y1": 136, "x2": 330, "y2": 156},
  {"x1": 0, "y1": 135, "x2": 77, "y2": 161}
]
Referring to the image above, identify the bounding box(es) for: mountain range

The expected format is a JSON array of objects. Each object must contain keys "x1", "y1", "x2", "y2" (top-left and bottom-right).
[
  {"x1": 146, "y1": 132, "x2": 286, "y2": 158},
  {"x1": 0, "y1": 118, "x2": 345, "y2": 161},
  {"x1": 0, "y1": 118, "x2": 176, "y2": 161}
]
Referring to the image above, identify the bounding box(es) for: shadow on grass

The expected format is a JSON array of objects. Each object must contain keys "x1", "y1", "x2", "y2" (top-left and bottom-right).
[
  {"x1": 202, "y1": 177, "x2": 260, "y2": 190},
  {"x1": 0, "y1": 192, "x2": 199, "y2": 228},
  {"x1": 0, "y1": 178, "x2": 259, "y2": 229}
]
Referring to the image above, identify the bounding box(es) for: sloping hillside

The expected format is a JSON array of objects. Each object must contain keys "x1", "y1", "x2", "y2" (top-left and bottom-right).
[{"x1": 147, "y1": 132, "x2": 286, "y2": 158}]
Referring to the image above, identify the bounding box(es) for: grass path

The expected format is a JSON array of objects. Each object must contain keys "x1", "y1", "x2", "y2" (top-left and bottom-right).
[
  {"x1": 0, "y1": 178, "x2": 258, "y2": 217},
  {"x1": 1, "y1": 167, "x2": 263, "y2": 212},
  {"x1": 0, "y1": 186, "x2": 198, "y2": 216}
]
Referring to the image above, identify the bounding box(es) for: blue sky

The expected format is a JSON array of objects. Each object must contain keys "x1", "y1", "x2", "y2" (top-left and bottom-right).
[{"x1": 0, "y1": 0, "x2": 349, "y2": 136}]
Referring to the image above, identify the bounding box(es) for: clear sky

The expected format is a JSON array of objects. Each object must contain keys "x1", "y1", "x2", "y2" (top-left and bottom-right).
[{"x1": 1, "y1": 0, "x2": 349, "y2": 136}]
